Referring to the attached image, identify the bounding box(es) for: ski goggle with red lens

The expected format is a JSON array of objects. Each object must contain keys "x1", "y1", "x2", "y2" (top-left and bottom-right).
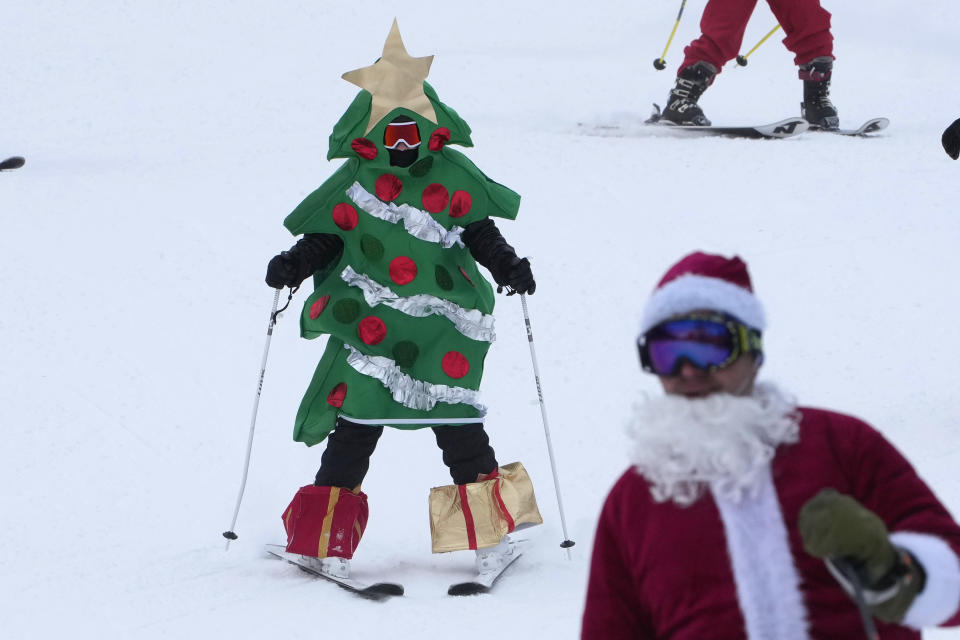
[
  {"x1": 638, "y1": 313, "x2": 763, "y2": 377},
  {"x1": 383, "y1": 120, "x2": 421, "y2": 149}
]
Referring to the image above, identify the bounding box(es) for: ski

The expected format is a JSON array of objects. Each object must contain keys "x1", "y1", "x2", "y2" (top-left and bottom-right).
[
  {"x1": 811, "y1": 117, "x2": 889, "y2": 137},
  {"x1": 0, "y1": 156, "x2": 25, "y2": 171},
  {"x1": 265, "y1": 544, "x2": 404, "y2": 600},
  {"x1": 448, "y1": 547, "x2": 523, "y2": 596},
  {"x1": 578, "y1": 106, "x2": 807, "y2": 140},
  {"x1": 655, "y1": 116, "x2": 809, "y2": 139},
  {"x1": 643, "y1": 104, "x2": 808, "y2": 139}
]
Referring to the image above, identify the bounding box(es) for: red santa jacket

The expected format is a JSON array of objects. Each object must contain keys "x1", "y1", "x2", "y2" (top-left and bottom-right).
[{"x1": 581, "y1": 408, "x2": 960, "y2": 639}]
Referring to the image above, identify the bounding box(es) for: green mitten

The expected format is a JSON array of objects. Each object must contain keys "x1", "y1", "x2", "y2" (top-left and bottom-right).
[{"x1": 798, "y1": 488, "x2": 925, "y2": 623}]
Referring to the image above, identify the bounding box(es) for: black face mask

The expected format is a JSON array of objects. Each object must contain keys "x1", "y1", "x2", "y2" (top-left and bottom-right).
[{"x1": 388, "y1": 147, "x2": 419, "y2": 168}]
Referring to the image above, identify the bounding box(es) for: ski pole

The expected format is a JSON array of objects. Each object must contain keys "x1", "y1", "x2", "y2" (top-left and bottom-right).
[
  {"x1": 736, "y1": 24, "x2": 781, "y2": 66},
  {"x1": 653, "y1": 0, "x2": 688, "y2": 70},
  {"x1": 223, "y1": 287, "x2": 285, "y2": 549},
  {"x1": 520, "y1": 294, "x2": 575, "y2": 558},
  {"x1": 829, "y1": 559, "x2": 880, "y2": 640}
]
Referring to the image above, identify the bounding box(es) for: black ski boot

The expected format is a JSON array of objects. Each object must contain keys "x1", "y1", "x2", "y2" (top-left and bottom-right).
[
  {"x1": 662, "y1": 61, "x2": 718, "y2": 126},
  {"x1": 799, "y1": 56, "x2": 839, "y2": 130}
]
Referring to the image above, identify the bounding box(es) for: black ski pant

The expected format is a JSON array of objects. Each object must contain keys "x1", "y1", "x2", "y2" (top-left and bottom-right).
[{"x1": 313, "y1": 418, "x2": 498, "y2": 489}]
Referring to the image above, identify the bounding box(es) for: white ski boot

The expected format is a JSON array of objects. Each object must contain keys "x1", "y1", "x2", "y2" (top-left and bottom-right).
[
  {"x1": 475, "y1": 534, "x2": 516, "y2": 576},
  {"x1": 449, "y1": 534, "x2": 523, "y2": 594},
  {"x1": 298, "y1": 554, "x2": 351, "y2": 579}
]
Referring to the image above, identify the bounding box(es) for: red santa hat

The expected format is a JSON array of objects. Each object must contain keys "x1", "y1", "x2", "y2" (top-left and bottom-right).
[{"x1": 641, "y1": 251, "x2": 766, "y2": 333}]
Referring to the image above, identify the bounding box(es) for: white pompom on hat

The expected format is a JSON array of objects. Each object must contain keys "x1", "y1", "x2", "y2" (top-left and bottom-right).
[{"x1": 640, "y1": 252, "x2": 766, "y2": 333}]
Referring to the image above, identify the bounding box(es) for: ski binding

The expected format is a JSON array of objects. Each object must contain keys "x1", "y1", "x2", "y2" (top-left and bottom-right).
[{"x1": 265, "y1": 544, "x2": 403, "y2": 600}]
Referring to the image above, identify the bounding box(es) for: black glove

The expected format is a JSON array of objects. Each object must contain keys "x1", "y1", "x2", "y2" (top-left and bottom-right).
[
  {"x1": 493, "y1": 255, "x2": 536, "y2": 295},
  {"x1": 462, "y1": 219, "x2": 536, "y2": 295},
  {"x1": 265, "y1": 233, "x2": 343, "y2": 289},
  {"x1": 798, "y1": 489, "x2": 926, "y2": 623},
  {"x1": 943, "y1": 118, "x2": 960, "y2": 160}
]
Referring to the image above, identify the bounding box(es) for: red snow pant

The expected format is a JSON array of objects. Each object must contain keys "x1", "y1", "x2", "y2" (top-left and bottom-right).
[{"x1": 681, "y1": 0, "x2": 834, "y2": 74}]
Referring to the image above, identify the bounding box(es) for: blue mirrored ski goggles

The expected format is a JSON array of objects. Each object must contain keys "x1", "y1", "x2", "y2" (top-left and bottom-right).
[{"x1": 638, "y1": 313, "x2": 762, "y2": 377}]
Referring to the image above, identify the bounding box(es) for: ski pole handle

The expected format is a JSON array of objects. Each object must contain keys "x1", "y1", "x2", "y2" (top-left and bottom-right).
[{"x1": 829, "y1": 558, "x2": 880, "y2": 640}]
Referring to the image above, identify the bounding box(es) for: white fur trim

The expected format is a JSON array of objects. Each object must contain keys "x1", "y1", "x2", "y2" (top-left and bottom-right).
[
  {"x1": 641, "y1": 273, "x2": 766, "y2": 332},
  {"x1": 712, "y1": 466, "x2": 809, "y2": 640},
  {"x1": 890, "y1": 531, "x2": 960, "y2": 628}
]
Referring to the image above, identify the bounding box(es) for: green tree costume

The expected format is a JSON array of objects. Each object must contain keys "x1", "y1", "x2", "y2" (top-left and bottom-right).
[{"x1": 285, "y1": 26, "x2": 521, "y2": 447}]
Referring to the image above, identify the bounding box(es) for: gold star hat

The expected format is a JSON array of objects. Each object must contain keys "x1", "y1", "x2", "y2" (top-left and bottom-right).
[{"x1": 328, "y1": 19, "x2": 474, "y2": 161}]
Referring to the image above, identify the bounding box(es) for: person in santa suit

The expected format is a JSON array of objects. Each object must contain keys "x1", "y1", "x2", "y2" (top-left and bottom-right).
[
  {"x1": 581, "y1": 251, "x2": 960, "y2": 639},
  {"x1": 661, "y1": 0, "x2": 839, "y2": 129}
]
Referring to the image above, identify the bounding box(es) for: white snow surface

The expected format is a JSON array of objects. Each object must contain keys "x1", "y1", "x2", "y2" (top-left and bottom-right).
[{"x1": 3, "y1": 1, "x2": 960, "y2": 638}]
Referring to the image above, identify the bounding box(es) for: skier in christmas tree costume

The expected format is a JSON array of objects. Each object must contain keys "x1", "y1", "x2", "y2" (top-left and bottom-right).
[
  {"x1": 661, "y1": 0, "x2": 840, "y2": 129},
  {"x1": 265, "y1": 21, "x2": 542, "y2": 578}
]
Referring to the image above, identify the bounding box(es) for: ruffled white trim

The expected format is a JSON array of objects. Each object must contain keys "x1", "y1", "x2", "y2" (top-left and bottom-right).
[
  {"x1": 345, "y1": 345, "x2": 486, "y2": 414},
  {"x1": 712, "y1": 465, "x2": 809, "y2": 640},
  {"x1": 641, "y1": 273, "x2": 766, "y2": 332},
  {"x1": 890, "y1": 531, "x2": 960, "y2": 628},
  {"x1": 346, "y1": 182, "x2": 465, "y2": 248},
  {"x1": 341, "y1": 266, "x2": 495, "y2": 343}
]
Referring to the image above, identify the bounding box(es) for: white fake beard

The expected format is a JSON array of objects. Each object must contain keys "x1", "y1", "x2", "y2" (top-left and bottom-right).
[{"x1": 628, "y1": 381, "x2": 801, "y2": 506}]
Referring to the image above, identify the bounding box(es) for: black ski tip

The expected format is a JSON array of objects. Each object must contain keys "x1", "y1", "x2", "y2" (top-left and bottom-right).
[
  {"x1": 943, "y1": 118, "x2": 960, "y2": 160},
  {"x1": 448, "y1": 582, "x2": 490, "y2": 596},
  {"x1": 369, "y1": 583, "x2": 405, "y2": 597},
  {"x1": 0, "y1": 156, "x2": 25, "y2": 171},
  {"x1": 811, "y1": 117, "x2": 889, "y2": 137},
  {"x1": 338, "y1": 582, "x2": 404, "y2": 600}
]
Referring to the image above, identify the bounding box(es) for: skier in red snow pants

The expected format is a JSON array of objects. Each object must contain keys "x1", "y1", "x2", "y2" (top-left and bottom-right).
[
  {"x1": 662, "y1": 0, "x2": 840, "y2": 129},
  {"x1": 682, "y1": 0, "x2": 833, "y2": 70}
]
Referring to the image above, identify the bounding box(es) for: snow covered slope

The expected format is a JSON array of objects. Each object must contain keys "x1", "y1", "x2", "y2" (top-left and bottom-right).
[{"x1": 2, "y1": 1, "x2": 959, "y2": 638}]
